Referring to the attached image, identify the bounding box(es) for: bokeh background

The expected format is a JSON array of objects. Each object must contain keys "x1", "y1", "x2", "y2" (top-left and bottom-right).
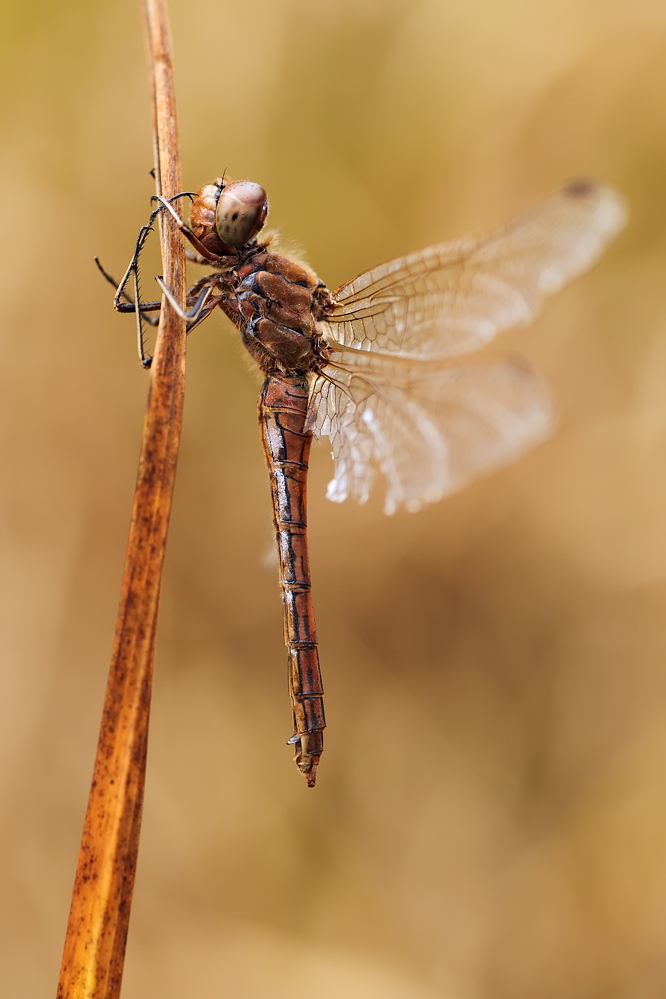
[{"x1": 2, "y1": 0, "x2": 666, "y2": 996}]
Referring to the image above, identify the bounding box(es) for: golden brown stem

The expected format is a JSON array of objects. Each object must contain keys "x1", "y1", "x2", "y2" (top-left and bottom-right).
[{"x1": 56, "y1": 1, "x2": 186, "y2": 996}]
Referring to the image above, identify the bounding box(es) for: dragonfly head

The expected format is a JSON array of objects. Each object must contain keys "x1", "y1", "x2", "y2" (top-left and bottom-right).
[
  {"x1": 190, "y1": 178, "x2": 269, "y2": 253},
  {"x1": 215, "y1": 180, "x2": 268, "y2": 247}
]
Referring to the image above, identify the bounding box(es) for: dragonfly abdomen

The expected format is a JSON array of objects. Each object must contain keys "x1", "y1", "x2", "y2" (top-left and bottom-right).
[{"x1": 259, "y1": 375, "x2": 325, "y2": 786}]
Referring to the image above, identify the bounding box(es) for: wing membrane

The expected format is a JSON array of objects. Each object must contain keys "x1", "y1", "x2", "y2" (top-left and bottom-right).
[
  {"x1": 311, "y1": 347, "x2": 554, "y2": 514},
  {"x1": 323, "y1": 182, "x2": 626, "y2": 359}
]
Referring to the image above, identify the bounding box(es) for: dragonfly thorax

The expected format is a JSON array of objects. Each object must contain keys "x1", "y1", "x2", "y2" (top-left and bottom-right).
[{"x1": 221, "y1": 250, "x2": 332, "y2": 377}]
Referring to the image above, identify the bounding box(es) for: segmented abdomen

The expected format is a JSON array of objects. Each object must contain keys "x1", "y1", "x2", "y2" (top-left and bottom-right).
[{"x1": 259, "y1": 375, "x2": 325, "y2": 786}]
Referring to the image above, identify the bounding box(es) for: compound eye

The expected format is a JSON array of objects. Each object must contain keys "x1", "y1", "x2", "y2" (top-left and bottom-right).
[{"x1": 215, "y1": 181, "x2": 268, "y2": 247}]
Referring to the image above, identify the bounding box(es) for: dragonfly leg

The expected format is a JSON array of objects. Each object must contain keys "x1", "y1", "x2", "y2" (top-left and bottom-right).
[
  {"x1": 154, "y1": 275, "x2": 218, "y2": 322},
  {"x1": 185, "y1": 248, "x2": 212, "y2": 266},
  {"x1": 183, "y1": 302, "x2": 221, "y2": 336},
  {"x1": 100, "y1": 193, "x2": 211, "y2": 366},
  {"x1": 151, "y1": 190, "x2": 197, "y2": 205},
  {"x1": 154, "y1": 194, "x2": 223, "y2": 262},
  {"x1": 109, "y1": 193, "x2": 196, "y2": 362},
  {"x1": 95, "y1": 256, "x2": 121, "y2": 291},
  {"x1": 115, "y1": 300, "x2": 161, "y2": 317},
  {"x1": 105, "y1": 218, "x2": 165, "y2": 365}
]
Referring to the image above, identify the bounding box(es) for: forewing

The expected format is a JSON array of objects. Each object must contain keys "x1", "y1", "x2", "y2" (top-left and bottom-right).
[
  {"x1": 323, "y1": 181, "x2": 626, "y2": 358},
  {"x1": 310, "y1": 347, "x2": 554, "y2": 514}
]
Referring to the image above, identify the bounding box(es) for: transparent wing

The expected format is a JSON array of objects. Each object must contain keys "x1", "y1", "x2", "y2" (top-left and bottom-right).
[
  {"x1": 310, "y1": 347, "x2": 554, "y2": 514},
  {"x1": 323, "y1": 181, "x2": 626, "y2": 359}
]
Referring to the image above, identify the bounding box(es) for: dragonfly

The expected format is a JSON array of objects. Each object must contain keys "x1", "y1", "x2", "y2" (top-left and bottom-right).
[{"x1": 101, "y1": 177, "x2": 626, "y2": 786}]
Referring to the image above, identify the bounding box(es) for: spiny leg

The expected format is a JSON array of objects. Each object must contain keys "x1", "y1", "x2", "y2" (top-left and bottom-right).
[
  {"x1": 154, "y1": 195, "x2": 223, "y2": 262},
  {"x1": 154, "y1": 274, "x2": 222, "y2": 325},
  {"x1": 94, "y1": 256, "x2": 160, "y2": 324},
  {"x1": 186, "y1": 248, "x2": 214, "y2": 266},
  {"x1": 98, "y1": 193, "x2": 216, "y2": 366},
  {"x1": 95, "y1": 253, "x2": 159, "y2": 366},
  {"x1": 107, "y1": 215, "x2": 161, "y2": 365},
  {"x1": 111, "y1": 193, "x2": 194, "y2": 366}
]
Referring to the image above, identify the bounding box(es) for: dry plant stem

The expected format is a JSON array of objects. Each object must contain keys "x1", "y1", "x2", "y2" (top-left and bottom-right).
[{"x1": 56, "y1": 1, "x2": 186, "y2": 996}]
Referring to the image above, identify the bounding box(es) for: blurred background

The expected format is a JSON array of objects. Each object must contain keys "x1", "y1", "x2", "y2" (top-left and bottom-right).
[{"x1": 1, "y1": 0, "x2": 666, "y2": 996}]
